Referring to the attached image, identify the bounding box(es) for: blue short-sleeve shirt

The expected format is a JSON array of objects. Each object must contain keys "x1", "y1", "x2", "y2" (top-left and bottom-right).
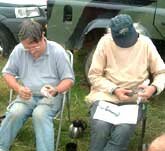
[{"x1": 2, "y1": 39, "x2": 75, "y2": 94}]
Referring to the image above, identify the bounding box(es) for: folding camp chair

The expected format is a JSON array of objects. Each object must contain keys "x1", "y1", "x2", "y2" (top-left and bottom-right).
[
  {"x1": 8, "y1": 50, "x2": 73, "y2": 151},
  {"x1": 55, "y1": 50, "x2": 73, "y2": 151}
]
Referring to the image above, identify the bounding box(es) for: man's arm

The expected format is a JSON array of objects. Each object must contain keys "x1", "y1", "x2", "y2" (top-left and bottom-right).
[
  {"x1": 44, "y1": 79, "x2": 74, "y2": 97},
  {"x1": 55, "y1": 79, "x2": 74, "y2": 93},
  {"x1": 3, "y1": 73, "x2": 32, "y2": 100},
  {"x1": 3, "y1": 73, "x2": 20, "y2": 93},
  {"x1": 88, "y1": 38, "x2": 119, "y2": 94},
  {"x1": 147, "y1": 38, "x2": 165, "y2": 95}
]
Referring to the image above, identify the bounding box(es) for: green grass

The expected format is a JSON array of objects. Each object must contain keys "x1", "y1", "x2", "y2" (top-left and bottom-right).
[
  {"x1": 0, "y1": 53, "x2": 165, "y2": 151},
  {"x1": 0, "y1": 57, "x2": 10, "y2": 114}
]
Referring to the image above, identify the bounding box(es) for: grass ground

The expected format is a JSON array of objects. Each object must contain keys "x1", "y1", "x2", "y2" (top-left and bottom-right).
[{"x1": 0, "y1": 52, "x2": 165, "y2": 151}]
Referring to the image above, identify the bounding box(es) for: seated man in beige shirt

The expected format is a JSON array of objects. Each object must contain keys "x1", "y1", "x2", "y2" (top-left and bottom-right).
[{"x1": 86, "y1": 14, "x2": 165, "y2": 151}]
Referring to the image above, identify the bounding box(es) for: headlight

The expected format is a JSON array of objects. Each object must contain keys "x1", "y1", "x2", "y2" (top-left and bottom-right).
[{"x1": 15, "y1": 7, "x2": 40, "y2": 18}]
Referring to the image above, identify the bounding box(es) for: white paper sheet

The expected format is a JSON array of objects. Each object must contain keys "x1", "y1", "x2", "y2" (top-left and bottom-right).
[{"x1": 93, "y1": 101, "x2": 139, "y2": 125}]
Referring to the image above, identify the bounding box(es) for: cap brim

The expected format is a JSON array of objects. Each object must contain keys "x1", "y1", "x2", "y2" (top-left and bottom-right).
[{"x1": 112, "y1": 26, "x2": 139, "y2": 48}]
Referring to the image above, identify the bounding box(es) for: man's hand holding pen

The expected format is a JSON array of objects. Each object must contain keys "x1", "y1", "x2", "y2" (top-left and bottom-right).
[
  {"x1": 137, "y1": 85, "x2": 157, "y2": 100},
  {"x1": 113, "y1": 79, "x2": 157, "y2": 103}
]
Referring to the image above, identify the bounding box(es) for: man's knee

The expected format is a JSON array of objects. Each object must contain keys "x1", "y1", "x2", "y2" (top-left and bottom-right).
[
  {"x1": 112, "y1": 124, "x2": 136, "y2": 143},
  {"x1": 32, "y1": 106, "x2": 46, "y2": 120},
  {"x1": 116, "y1": 124, "x2": 135, "y2": 134},
  {"x1": 32, "y1": 105, "x2": 52, "y2": 122},
  {"x1": 91, "y1": 119, "x2": 111, "y2": 138},
  {"x1": 8, "y1": 103, "x2": 28, "y2": 119}
]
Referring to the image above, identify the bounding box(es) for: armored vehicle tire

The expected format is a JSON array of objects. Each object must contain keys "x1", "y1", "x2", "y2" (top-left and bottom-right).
[
  {"x1": 0, "y1": 26, "x2": 16, "y2": 57},
  {"x1": 84, "y1": 46, "x2": 96, "y2": 85}
]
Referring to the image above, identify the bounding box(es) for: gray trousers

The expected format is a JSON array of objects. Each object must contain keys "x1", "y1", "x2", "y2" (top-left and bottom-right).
[{"x1": 89, "y1": 101, "x2": 143, "y2": 151}]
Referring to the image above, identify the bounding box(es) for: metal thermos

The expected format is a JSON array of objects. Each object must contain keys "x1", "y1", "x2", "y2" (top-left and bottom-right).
[{"x1": 69, "y1": 120, "x2": 87, "y2": 139}]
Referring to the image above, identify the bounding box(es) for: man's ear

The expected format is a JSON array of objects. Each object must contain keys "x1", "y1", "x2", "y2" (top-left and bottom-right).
[{"x1": 42, "y1": 32, "x2": 45, "y2": 37}]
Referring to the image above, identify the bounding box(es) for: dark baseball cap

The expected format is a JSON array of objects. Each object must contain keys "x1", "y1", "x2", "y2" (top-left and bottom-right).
[{"x1": 110, "y1": 14, "x2": 138, "y2": 48}]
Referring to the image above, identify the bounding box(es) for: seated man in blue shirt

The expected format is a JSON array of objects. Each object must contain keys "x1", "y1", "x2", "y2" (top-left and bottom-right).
[{"x1": 0, "y1": 20, "x2": 75, "y2": 151}]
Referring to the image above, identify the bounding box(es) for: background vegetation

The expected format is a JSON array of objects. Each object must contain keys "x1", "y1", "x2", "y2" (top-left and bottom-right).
[{"x1": 0, "y1": 52, "x2": 165, "y2": 151}]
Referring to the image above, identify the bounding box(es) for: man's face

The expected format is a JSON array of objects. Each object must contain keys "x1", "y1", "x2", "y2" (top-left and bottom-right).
[{"x1": 21, "y1": 36, "x2": 45, "y2": 58}]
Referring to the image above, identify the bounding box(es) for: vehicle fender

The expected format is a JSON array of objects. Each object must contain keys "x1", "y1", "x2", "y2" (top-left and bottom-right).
[
  {"x1": 133, "y1": 22, "x2": 151, "y2": 37},
  {"x1": 0, "y1": 15, "x2": 11, "y2": 32},
  {"x1": 0, "y1": 15, "x2": 18, "y2": 42},
  {"x1": 75, "y1": 18, "x2": 110, "y2": 50},
  {"x1": 0, "y1": 15, "x2": 6, "y2": 22},
  {"x1": 76, "y1": 19, "x2": 151, "y2": 50},
  {"x1": 83, "y1": 18, "x2": 110, "y2": 35}
]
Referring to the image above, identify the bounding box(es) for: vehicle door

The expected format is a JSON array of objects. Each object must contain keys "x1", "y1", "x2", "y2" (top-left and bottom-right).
[
  {"x1": 154, "y1": 0, "x2": 165, "y2": 38},
  {"x1": 47, "y1": 0, "x2": 90, "y2": 48}
]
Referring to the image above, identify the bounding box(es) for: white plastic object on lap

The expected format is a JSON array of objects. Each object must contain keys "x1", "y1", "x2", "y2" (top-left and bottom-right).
[
  {"x1": 40, "y1": 85, "x2": 52, "y2": 98},
  {"x1": 137, "y1": 79, "x2": 150, "y2": 104}
]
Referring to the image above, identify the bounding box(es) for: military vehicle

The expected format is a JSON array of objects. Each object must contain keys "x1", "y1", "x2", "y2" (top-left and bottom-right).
[
  {"x1": 0, "y1": 0, "x2": 47, "y2": 57},
  {"x1": 47, "y1": 0, "x2": 165, "y2": 81}
]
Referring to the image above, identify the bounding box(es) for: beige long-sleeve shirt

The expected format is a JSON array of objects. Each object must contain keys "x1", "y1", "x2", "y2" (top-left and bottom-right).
[{"x1": 86, "y1": 33, "x2": 165, "y2": 104}]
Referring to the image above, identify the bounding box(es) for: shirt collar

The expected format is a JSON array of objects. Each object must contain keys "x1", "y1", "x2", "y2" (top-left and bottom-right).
[{"x1": 42, "y1": 38, "x2": 49, "y2": 56}]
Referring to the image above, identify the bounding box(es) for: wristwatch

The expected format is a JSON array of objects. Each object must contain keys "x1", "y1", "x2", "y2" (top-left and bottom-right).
[
  {"x1": 110, "y1": 87, "x2": 119, "y2": 95},
  {"x1": 53, "y1": 87, "x2": 59, "y2": 97}
]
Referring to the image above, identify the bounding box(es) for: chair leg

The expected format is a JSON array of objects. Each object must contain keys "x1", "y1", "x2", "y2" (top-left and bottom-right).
[
  {"x1": 9, "y1": 89, "x2": 13, "y2": 103},
  {"x1": 138, "y1": 116, "x2": 147, "y2": 151},
  {"x1": 0, "y1": 114, "x2": 5, "y2": 123},
  {"x1": 55, "y1": 94, "x2": 66, "y2": 151},
  {"x1": 66, "y1": 92, "x2": 71, "y2": 121}
]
